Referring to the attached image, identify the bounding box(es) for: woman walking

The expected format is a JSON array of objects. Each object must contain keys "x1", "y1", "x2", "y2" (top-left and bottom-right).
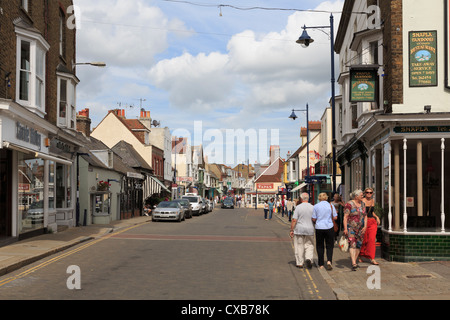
[
  {"x1": 312, "y1": 193, "x2": 338, "y2": 270},
  {"x1": 343, "y1": 189, "x2": 367, "y2": 271},
  {"x1": 359, "y1": 188, "x2": 380, "y2": 265}
]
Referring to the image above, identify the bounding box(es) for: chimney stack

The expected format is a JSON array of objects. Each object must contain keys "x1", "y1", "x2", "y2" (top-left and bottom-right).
[
  {"x1": 139, "y1": 109, "x2": 152, "y2": 130},
  {"x1": 76, "y1": 108, "x2": 91, "y2": 137}
]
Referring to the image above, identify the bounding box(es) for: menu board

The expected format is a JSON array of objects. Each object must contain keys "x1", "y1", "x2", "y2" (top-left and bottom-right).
[{"x1": 409, "y1": 31, "x2": 438, "y2": 87}]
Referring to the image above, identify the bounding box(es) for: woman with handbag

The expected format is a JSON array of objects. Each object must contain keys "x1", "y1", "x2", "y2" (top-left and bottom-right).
[
  {"x1": 343, "y1": 189, "x2": 368, "y2": 271},
  {"x1": 312, "y1": 193, "x2": 338, "y2": 270}
]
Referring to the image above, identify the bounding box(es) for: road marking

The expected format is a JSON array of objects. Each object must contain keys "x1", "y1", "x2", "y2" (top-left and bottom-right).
[
  {"x1": 110, "y1": 233, "x2": 292, "y2": 243},
  {"x1": 0, "y1": 223, "x2": 145, "y2": 288}
]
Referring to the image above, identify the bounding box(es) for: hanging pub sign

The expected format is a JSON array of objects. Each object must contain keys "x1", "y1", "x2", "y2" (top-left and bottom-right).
[
  {"x1": 350, "y1": 66, "x2": 378, "y2": 102},
  {"x1": 446, "y1": 0, "x2": 450, "y2": 89},
  {"x1": 409, "y1": 30, "x2": 438, "y2": 87}
]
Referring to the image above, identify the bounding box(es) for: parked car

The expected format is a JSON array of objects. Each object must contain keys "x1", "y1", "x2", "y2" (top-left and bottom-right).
[
  {"x1": 221, "y1": 197, "x2": 234, "y2": 209},
  {"x1": 200, "y1": 198, "x2": 207, "y2": 214},
  {"x1": 173, "y1": 198, "x2": 193, "y2": 219},
  {"x1": 181, "y1": 195, "x2": 203, "y2": 216},
  {"x1": 205, "y1": 199, "x2": 212, "y2": 212},
  {"x1": 152, "y1": 201, "x2": 185, "y2": 222}
]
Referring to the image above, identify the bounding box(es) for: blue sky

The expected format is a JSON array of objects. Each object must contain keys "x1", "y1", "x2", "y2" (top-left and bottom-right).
[{"x1": 73, "y1": 0, "x2": 344, "y2": 166}]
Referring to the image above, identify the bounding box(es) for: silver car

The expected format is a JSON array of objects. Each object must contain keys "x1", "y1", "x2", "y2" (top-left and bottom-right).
[{"x1": 152, "y1": 201, "x2": 185, "y2": 222}]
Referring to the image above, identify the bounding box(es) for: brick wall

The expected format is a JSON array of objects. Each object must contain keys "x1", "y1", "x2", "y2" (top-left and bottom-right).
[
  {"x1": 380, "y1": 0, "x2": 404, "y2": 113},
  {"x1": 0, "y1": 0, "x2": 76, "y2": 125}
]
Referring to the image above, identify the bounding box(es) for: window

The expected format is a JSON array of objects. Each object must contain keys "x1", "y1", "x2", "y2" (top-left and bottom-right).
[
  {"x1": 351, "y1": 103, "x2": 358, "y2": 129},
  {"x1": 59, "y1": 9, "x2": 66, "y2": 58},
  {"x1": 19, "y1": 41, "x2": 31, "y2": 101},
  {"x1": 16, "y1": 28, "x2": 49, "y2": 116},
  {"x1": 49, "y1": 161, "x2": 55, "y2": 210},
  {"x1": 369, "y1": 41, "x2": 379, "y2": 65},
  {"x1": 57, "y1": 76, "x2": 78, "y2": 129},
  {"x1": 18, "y1": 154, "x2": 44, "y2": 234},
  {"x1": 56, "y1": 163, "x2": 71, "y2": 208},
  {"x1": 59, "y1": 79, "x2": 67, "y2": 122}
]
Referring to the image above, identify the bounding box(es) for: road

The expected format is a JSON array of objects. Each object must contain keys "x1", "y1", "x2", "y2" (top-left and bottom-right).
[{"x1": 0, "y1": 207, "x2": 336, "y2": 301}]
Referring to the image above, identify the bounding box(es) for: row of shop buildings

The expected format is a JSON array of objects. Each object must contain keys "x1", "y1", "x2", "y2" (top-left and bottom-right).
[{"x1": 0, "y1": 1, "x2": 172, "y2": 244}]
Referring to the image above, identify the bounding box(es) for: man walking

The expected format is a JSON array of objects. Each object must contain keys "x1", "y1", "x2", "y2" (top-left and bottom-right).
[{"x1": 289, "y1": 193, "x2": 315, "y2": 269}]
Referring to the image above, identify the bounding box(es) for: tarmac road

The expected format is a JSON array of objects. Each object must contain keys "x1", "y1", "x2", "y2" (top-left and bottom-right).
[{"x1": 0, "y1": 207, "x2": 337, "y2": 301}]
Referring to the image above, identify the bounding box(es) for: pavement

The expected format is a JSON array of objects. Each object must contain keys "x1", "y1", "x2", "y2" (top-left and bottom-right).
[
  {"x1": 275, "y1": 211, "x2": 450, "y2": 300},
  {"x1": 0, "y1": 210, "x2": 449, "y2": 300}
]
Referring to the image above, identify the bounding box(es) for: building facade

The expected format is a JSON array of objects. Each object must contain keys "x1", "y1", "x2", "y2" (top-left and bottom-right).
[
  {"x1": 0, "y1": 1, "x2": 81, "y2": 241},
  {"x1": 335, "y1": 0, "x2": 450, "y2": 261}
]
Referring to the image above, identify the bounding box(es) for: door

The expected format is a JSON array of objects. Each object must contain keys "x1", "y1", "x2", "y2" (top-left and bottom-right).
[{"x1": 0, "y1": 150, "x2": 12, "y2": 237}]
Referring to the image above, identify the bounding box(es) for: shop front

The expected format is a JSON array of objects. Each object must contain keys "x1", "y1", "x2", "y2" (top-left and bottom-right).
[
  {"x1": 0, "y1": 100, "x2": 79, "y2": 242},
  {"x1": 353, "y1": 114, "x2": 450, "y2": 261},
  {"x1": 248, "y1": 183, "x2": 282, "y2": 209}
]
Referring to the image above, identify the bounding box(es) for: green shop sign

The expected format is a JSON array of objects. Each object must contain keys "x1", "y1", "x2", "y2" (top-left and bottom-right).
[
  {"x1": 394, "y1": 126, "x2": 450, "y2": 133},
  {"x1": 350, "y1": 67, "x2": 378, "y2": 102},
  {"x1": 409, "y1": 31, "x2": 438, "y2": 87}
]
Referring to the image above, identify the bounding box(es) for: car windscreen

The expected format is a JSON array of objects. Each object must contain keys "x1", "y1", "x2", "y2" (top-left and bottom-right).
[
  {"x1": 175, "y1": 200, "x2": 189, "y2": 206},
  {"x1": 182, "y1": 197, "x2": 198, "y2": 203},
  {"x1": 157, "y1": 202, "x2": 178, "y2": 208}
]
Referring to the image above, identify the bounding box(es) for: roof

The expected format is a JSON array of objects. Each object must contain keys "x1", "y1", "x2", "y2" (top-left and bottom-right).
[
  {"x1": 255, "y1": 157, "x2": 285, "y2": 183},
  {"x1": 111, "y1": 140, "x2": 153, "y2": 172},
  {"x1": 74, "y1": 133, "x2": 137, "y2": 175}
]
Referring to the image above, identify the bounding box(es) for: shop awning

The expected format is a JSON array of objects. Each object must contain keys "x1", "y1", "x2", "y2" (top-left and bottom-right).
[{"x1": 150, "y1": 176, "x2": 170, "y2": 193}]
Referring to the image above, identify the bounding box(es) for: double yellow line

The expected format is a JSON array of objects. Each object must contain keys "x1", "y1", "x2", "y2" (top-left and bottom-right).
[{"x1": 0, "y1": 223, "x2": 143, "y2": 288}]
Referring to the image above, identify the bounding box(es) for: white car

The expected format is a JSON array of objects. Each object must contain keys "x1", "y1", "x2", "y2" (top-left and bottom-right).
[{"x1": 181, "y1": 195, "x2": 203, "y2": 216}]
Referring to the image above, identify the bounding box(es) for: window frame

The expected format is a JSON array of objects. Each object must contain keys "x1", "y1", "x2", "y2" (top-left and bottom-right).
[
  {"x1": 57, "y1": 73, "x2": 79, "y2": 130},
  {"x1": 15, "y1": 27, "x2": 50, "y2": 117}
]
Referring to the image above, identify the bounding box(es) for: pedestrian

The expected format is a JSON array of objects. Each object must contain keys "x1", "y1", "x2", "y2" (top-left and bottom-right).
[
  {"x1": 289, "y1": 193, "x2": 315, "y2": 269},
  {"x1": 287, "y1": 198, "x2": 294, "y2": 222},
  {"x1": 312, "y1": 192, "x2": 337, "y2": 270},
  {"x1": 281, "y1": 197, "x2": 286, "y2": 217},
  {"x1": 276, "y1": 198, "x2": 281, "y2": 214},
  {"x1": 264, "y1": 200, "x2": 269, "y2": 220},
  {"x1": 331, "y1": 193, "x2": 345, "y2": 242},
  {"x1": 343, "y1": 189, "x2": 367, "y2": 271},
  {"x1": 267, "y1": 198, "x2": 275, "y2": 220},
  {"x1": 359, "y1": 187, "x2": 380, "y2": 265}
]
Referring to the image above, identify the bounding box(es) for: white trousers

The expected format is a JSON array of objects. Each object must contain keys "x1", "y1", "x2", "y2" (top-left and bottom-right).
[{"x1": 293, "y1": 234, "x2": 315, "y2": 266}]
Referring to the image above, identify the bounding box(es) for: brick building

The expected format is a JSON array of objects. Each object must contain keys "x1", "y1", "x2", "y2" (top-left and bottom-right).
[
  {"x1": 335, "y1": 0, "x2": 450, "y2": 261},
  {"x1": 0, "y1": 1, "x2": 82, "y2": 241}
]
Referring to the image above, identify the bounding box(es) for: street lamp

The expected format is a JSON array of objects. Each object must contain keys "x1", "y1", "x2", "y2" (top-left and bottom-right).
[
  {"x1": 289, "y1": 104, "x2": 311, "y2": 201},
  {"x1": 296, "y1": 14, "x2": 337, "y2": 194},
  {"x1": 74, "y1": 62, "x2": 106, "y2": 67}
]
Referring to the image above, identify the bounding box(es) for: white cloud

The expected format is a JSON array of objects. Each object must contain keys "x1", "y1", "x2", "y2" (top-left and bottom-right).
[
  {"x1": 74, "y1": 0, "x2": 189, "y2": 68},
  {"x1": 148, "y1": 51, "x2": 234, "y2": 112},
  {"x1": 147, "y1": 0, "x2": 344, "y2": 118}
]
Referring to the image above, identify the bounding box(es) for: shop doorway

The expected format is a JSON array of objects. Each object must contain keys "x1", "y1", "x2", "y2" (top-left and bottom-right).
[{"x1": 0, "y1": 150, "x2": 12, "y2": 238}]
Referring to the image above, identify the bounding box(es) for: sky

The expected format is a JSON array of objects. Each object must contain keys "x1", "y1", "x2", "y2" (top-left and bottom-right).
[{"x1": 73, "y1": 0, "x2": 345, "y2": 166}]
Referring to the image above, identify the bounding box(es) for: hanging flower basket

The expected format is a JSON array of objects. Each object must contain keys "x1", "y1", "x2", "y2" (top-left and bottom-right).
[{"x1": 97, "y1": 180, "x2": 111, "y2": 191}]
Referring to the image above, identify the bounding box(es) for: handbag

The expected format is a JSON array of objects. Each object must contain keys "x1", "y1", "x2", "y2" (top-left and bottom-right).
[
  {"x1": 339, "y1": 235, "x2": 349, "y2": 252},
  {"x1": 330, "y1": 203, "x2": 339, "y2": 233}
]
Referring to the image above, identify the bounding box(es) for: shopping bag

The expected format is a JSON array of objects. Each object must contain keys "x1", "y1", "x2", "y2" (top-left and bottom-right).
[{"x1": 339, "y1": 235, "x2": 349, "y2": 252}]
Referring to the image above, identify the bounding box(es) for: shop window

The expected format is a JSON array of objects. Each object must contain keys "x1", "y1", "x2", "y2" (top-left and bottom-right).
[
  {"x1": 48, "y1": 161, "x2": 55, "y2": 210},
  {"x1": 18, "y1": 154, "x2": 45, "y2": 234},
  {"x1": 56, "y1": 163, "x2": 71, "y2": 208}
]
